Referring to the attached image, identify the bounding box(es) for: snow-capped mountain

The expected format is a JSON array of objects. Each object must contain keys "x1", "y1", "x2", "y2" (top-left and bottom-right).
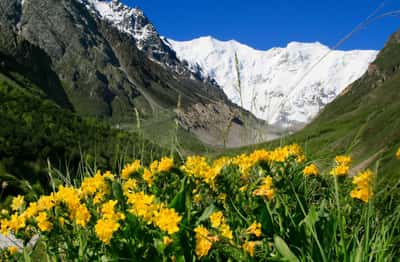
[
  {"x1": 77, "y1": 0, "x2": 378, "y2": 129},
  {"x1": 166, "y1": 37, "x2": 378, "y2": 127},
  {"x1": 80, "y1": 0, "x2": 219, "y2": 84},
  {"x1": 82, "y1": 0, "x2": 158, "y2": 50}
]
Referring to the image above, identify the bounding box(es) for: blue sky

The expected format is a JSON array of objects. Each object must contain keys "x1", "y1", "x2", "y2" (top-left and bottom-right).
[{"x1": 123, "y1": 0, "x2": 400, "y2": 51}]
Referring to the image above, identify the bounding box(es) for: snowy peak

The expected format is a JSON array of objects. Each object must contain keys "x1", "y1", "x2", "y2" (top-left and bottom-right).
[
  {"x1": 168, "y1": 36, "x2": 378, "y2": 128},
  {"x1": 80, "y1": 0, "x2": 158, "y2": 50},
  {"x1": 79, "y1": 0, "x2": 216, "y2": 84}
]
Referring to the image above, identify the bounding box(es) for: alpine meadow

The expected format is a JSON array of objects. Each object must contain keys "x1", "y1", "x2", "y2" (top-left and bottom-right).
[{"x1": 0, "y1": 0, "x2": 399, "y2": 261}]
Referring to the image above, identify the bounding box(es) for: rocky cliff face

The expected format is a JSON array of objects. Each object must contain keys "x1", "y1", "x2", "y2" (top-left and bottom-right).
[
  {"x1": 0, "y1": 0, "x2": 269, "y2": 147},
  {"x1": 80, "y1": 0, "x2": 217, "y2": 83}
]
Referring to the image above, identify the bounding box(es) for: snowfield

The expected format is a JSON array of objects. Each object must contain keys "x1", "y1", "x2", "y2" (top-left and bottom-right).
[{"x1": 166, "y1": 37, "x2": 378, "y2": 127}]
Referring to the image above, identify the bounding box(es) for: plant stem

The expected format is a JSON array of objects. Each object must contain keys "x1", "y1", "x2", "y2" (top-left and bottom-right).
[{"x1": 334, "y1": 176, "x2": 347, "y2": 262}]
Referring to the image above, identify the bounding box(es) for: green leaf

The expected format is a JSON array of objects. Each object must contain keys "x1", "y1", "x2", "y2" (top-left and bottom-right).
[
  {"x1": 354, "y1": 237, "x2": 364, "y2": 262},
  {"x1": 300, "y1": 206, "x2": 319, "y2": 229},
  {"x1": 112, "y1": 180, "x2": 124, "y2": 205},
  {"x1": 196, "y1": 204, "x2": 216, "y2": 225},
  {"x1": 273, "y1": 235, "x2": 299, "y2": 262},
  {"x1": 176, "y1": 255, "x2": 186, "y2": 262},
  {"x1": 153, "y1": 238, "x2": 165, "y2": 254},
  {"x1": 169, "y1": 177, "x2": 188, "y2": 213}
]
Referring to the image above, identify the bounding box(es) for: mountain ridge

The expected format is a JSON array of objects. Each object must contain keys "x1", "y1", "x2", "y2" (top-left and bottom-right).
[
  {"x1": 0, "y1": 0, "x2": 273, "y2": 148},
  {"x1": 167, "y1": 36, "x2": 378, "y2": 128}
]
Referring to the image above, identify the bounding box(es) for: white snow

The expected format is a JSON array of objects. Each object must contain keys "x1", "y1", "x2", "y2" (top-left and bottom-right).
[
  {"x1": 166, "y1": 36, "x2": 378, "y2": 127},
  {"x1": 81, "y1": 0, "x2": 155, "y2": 49}
]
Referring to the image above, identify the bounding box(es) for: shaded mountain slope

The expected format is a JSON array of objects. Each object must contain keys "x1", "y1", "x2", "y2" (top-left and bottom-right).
[
  {"x1": 0, "y1": 0, "x2": 271, "y2": 147},
  {"x1": 0, "y1": 67, "x2": 166, "y2": 201}
]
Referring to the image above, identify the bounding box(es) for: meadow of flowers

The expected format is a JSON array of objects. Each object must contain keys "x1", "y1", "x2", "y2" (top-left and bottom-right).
[{"x1": 1, "y1": 145, "x2": 400, "y2": 261}]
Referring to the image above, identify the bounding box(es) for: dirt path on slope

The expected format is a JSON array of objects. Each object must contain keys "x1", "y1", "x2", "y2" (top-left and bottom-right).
[{"x1": 349, "y1": 149, "x2": 385, "y2": 177}]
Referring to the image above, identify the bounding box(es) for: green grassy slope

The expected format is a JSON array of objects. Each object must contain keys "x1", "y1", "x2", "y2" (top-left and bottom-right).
[
  {"x1": 226, "y1": 30, "x2": 400, "y2": 194},
  {"x1": 0, "y1": 70, "x2": 166, "y2": 202},
  {"x1": 282, "y1": 31, "x2": 400, "y2": 179}
]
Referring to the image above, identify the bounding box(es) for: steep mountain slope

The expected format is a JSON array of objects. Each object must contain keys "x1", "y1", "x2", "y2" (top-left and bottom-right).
[
  {"x1": 167, "y1": 37, "x2": 378, "y2": 128},
  {"x1": 0, "y1": 0, "x2": 270, "y2": 147},
  {"x1": 0, "y1": 67, "x2": 166, "y2": 201}
]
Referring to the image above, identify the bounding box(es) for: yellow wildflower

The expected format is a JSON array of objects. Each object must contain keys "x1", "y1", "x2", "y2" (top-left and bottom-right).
[
  {"x1": 36, "y1": 212, "x2": 53, "y2": 232},
  {"x1": 288, "y1": 144, "x2": 306, "y2": 163},
  {"x1": 143, "y1": 168, "x2": 154, "y2": 187},
  {"x1": 253, "y1": 176, "x2": 275, "y2": 200},
  {"x1": 80, "y1": 173, "x2": 99, "y2": 196},
  {"x1": 153, "y1": 208, "x2": 182, "y2": 235},
  {"x1": 7, "y1": 214, "x2": 26, "y2": 232},
  {"x1": 73, "y1": 204, "x2": 91, "y2": 227},
  {"x1": 242, "y1": 241, "x2": 259, "y2": 257},
  {"x1": 0, "y1": 219, "x2": 9, "y2": 235},
  {"x1": 330, "y1": 165, "x2": 350, "y2": 177},
  {"x1": 212, "y1": 157, "x2": 231, "y2": 172},
  {"x1": 121, "y1": 160, "x2": 141, "y2": 180},
  {"x1": 194, "y1": 193, "x2": 202, "y2": 203},
  {"x1": 330, "y1": 155, "x2": 352, "y2": 177},
  {"x1": 80, "y1": 171, "x2": 110, "y2": 198},
  {"x1": 103, "y1": 171, "x2": 115, "y2": 181},
  {"x1": 350, "y1": 170, "x2": 374, "y2": 203},
  {"x1": 397, "y1": 148, "x2": 400, "y2": 160},
  {"x1": 303, "y1": 163, "x2": 319, "y2": 176},
  {"x1": 37, "y1": 195, "x2": 56, "y2": 211},
  {"x1": 240, "y1": 185, "x2": 247, "y2": 192},
  {"x1": 59, "y1": 217, "x2": 65, "y2": 228},
  {"x1": 93, "y1": 192, "x2": 106, "y2": 205},
  {"x1": 350, "y1": 188, "x2": 371, "y2": 203},
  {"x1": 55, "y1": 186, "x2": 81, "y2": 211},
  {"x1": 232, "y1": 153, "x2": 254, "y2": 177},
  {"x1": 123, "y1": 178, "x2": 138, "y2": 195},
  {"x1": 269, "y1": 149, "x2": 287, "y2": 163},
  {"x1": 20, "y1": 202, "x2": 38, "y2": 220},
  {"x1": 194, "y1": 225, "x2": 216, "y2": 258},
  {"x1": 204, "y1": 157, "x2": 231, "y2": 185},
  {"x1": 218, "y1": 193, "x2": 227, "y2": 202},
  {"x1": 101, "y1": 200, "x2": 125, "y2": 221},
  {"x1": 268, "y1": 144, "x2": 305, "y2": 163},
  {"x1": 157, "y1": 157, "x2": 174, "y2": 172},
  {"x1": 209, "y1": 211, "x2": 224, "y2": 228},
  {"x1": 150, "y1": 160, "x2": 159, "y2": 173},
  {"x1": 181, "y1": 156, "x2": 211, "y2": 180},
  {"x1": 249, "y1": 149, "x2": 271, "y2": 163},
  {"x1": 11, "y1": 195, "x2": 24, "y2": 211},
  {"x1": 163, "y1": 236, "x2": 173, "y2": 246},
  {"x1": 246, "y1": 222, "x2": 262, "y2": 237},
  {"x1": 335, "y1": 155, "x2": 352, "y2": 166},
  {"x1": 352, "y1": 169, "x2": 373, "y2": 188},
  {"x1": 126, "y1": 192, "x2": 156, "y2": 222},
  {"x1": 95, "y1": 218, "x2": 120, "y2": 244},
  {"x1": 7, "y1": 246, "x2": 19, "y2": 255},
  {"x1": 220, "y1": 223, "x2": 233, "y2": 240}
]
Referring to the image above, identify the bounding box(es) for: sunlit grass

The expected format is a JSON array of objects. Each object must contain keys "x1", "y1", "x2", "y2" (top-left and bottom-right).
[{"x1": 1, "y1": 144, "x2": 399, "y2": 261}]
